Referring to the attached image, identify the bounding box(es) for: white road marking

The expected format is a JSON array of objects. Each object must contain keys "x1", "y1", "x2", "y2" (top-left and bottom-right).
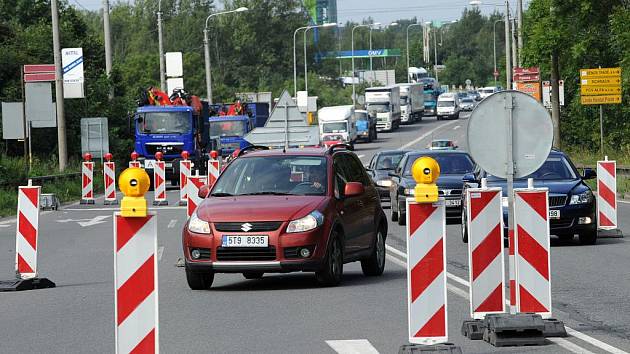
[
  {"x1": 617, "y1": 199, "x2": 630, "y2": 204},
  {"x1": 357, "y1": 154, "x2": 365, "y2": 159},
  {"x1": 56, "y1": 215, "x2": 111, "y2": 227},
  {"x1": 549, "y1": 338, "x2": 597, "y2": 354},
  {"x1": 399, "y1": 120, "x2": 460, "y2": 150},
  {"x1": 453, "y1": 125, "x2": 461, "y2": 130},
  {"x1": 326, "y1": 339, "x2": 379, "y2": 354},
  {"x1": 385, "y1": 243, "x2": 629, "y2": 354},
  {"x1": 167, "y1": 219, "x2": 178, "y2": 228},
  {"x1": 0, "y1": 220, "x2": 16, "y2": 228},
  {"x1": 157, "y1": 246, "x2": 164, "y2": 261},
  {"x1": 63, "y1": 206, "x2": 186, "y2": 211}
]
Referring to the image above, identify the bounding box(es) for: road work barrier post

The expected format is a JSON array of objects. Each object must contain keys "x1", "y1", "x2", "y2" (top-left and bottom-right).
[
  {"x1": 0, "y1": 183, "x2": 55, "y2": 291},
  {"x1": 80, "y1": 153, "x2": 95, "y2": 205},
  {"x1": 179, "y1": 151, "x2": 191, "y2": 206},
  {"x1": 115, "y1": 167, "x2": 159, "y2": 353},
  {"x1": 461, "y1": 182, "x2": 505, "y2": 340},
  {"x1": 152, "y1": 152, "x2": 168, "y2": 206},
  {"x1": 597, "y1": 157, "x2": 623, "y2": 237},
  {"x1": 207, "y1": 150, "x2": 220, "y2": 186},
  {"x1": 399, "y1": 157, "x2": 461, "y2": 354},
  {"x1": 187, "y1": 173, "x2": 207, "y2": 218},
  {"x1": 104, "y1": 153, "x2": 118, "y2": 205},
  {"x1": 129, "y1": 151, "x2": 141, "y2": 168}
]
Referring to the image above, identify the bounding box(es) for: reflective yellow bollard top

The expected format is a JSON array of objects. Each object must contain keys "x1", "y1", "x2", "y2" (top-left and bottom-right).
[
  {"x1": 119, "y1": 167, "x2": 150, "y2": 217},
  {"x1": 412, "y1": 156, "x2": 441, "y2": 203}
]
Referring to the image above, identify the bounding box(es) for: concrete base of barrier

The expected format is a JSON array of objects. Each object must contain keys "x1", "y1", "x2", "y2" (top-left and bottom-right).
[
  {"x1": 483, "y1": 313, "x2": 545, "y2": 347},
  {"x1": 461, "y1": 319, "x2": 486, "y2": 340},
  {"x1": 398, "y1": 343, "x2": 462, "y2": 353},
  {"x1": 152, "y1": 200, "x2": 168, "y2": 206},
  {"x1": 104, "y1": 200, "x2": 119, "y2": 205},
  {"x1": 80, "y1": 199, "x2": 95, "y2": 205},
  {"x1": 543, "y1": 318, "x2": 567, "y2": 337},
  {"x1": 0, "y1": 277, "x2": 56, "y2": 292},
  {"x1": 598, "y1": 228, "x2": 623, "y2": 238},
  {"x1": 178, "y1": 200, "x2": 187, "y2": 206}
]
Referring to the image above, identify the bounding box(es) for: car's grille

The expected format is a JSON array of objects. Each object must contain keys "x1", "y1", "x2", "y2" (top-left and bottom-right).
[
  {"x1": 439, "y1": 189, "x2": 462, "y2": 196},
  {"x1": 551, "y1": 219, "x2": 573, "y2": 228},
  {"x1": 216, "y1": 247, "x2": 276, "y2": 261},
  {"x1": 549, "y1": 196, "x2": 567, "y2": 208},
  {"x1": 145, "y1": 144, "x2": 184, "y2": 156},
  {"x1": 214, "y1": 221, "x2": 282, "y2": 232}
]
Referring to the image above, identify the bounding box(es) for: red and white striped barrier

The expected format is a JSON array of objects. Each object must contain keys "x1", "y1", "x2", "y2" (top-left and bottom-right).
[
  {"x1": 508, "y1": 229, "x2": 516, "y2": 314},
  {"x1": 15, "y1": 185, "x2": 40, "y2": 279},
  {"x1": 466, "y1": 187, "x2": 505, "y2": 319},
  {"x1": 514, "y1": 188, "x2": 552, "y2": 318},
  {"x1": 153, "y1": 153, "x2": 167, "y2": 206},
  {"x1": 207, "y1": 159, "x2": 220, "y2": 186},
  {"x1": 81, "y1": 159, "x2": 95, "y2": 205},
  {"x1": 597, "y1": 159, "x2": 617, "y2": 230},
  {"x1": 179, "y1": 160, "x2": 191, "y2": 206},
  {"x1": 114, "y1": 213, "x2": 159, "y2": 354},
  {"x1": 187, "y1": 176, "x2": 207, "y2": 217},
  {"x1": 406, "y1": 198, "x2": 448, "y2": 345},
  {"x1": 104, "y1": 153, "x2": 118, "y2": 205}
]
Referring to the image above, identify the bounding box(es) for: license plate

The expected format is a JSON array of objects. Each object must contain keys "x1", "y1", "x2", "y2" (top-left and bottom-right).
[
  {"x1": 222, "y1": 235, "x2": 268, "y2": 248},
  {"x1": 549, "y1": 210, "x2": 560, "y2": 219},
  {"x1": 144, "y1": 159, "x2": 156, "y2": 169},
  {"x1": 446, "y1": 199, "x2": 461, "y2": 207}
]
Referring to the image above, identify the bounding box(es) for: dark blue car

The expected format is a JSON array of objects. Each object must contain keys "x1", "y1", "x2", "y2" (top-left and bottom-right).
[{"x1": 461, "y1": 149, "x2": 598, "y2": 245}]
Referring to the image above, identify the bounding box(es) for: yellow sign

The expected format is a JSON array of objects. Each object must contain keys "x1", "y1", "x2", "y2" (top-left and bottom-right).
[
  {"x1": 581, "y1": 77, "x2": 621, "y2": 86},
  {"x1": 580, "y1": 67, "x2": 621, "y2": 78},
  {"x1": 581, "y1": 86, "x2": 622, "y2": 95},
  {"x1": 581, "y1": 95, "x2": 622, "y2": 105}
]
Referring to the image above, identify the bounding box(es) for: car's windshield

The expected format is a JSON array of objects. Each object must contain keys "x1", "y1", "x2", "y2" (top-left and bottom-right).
[
  {"x1": 462, "y1": 98, "x2": 473, "y2": 103},
  {"x1": 432, "y1": 141, "x2": 452, "y2": 148},
  {"x1": 209, "y1": 120, "x2": 247, "y2": 137},
  {"x1": 423, "y1": 93, "x2": 434, "y2": 101},
  {"x1": 404, "y1": 154, "x2": 474, "y2": 176},
  {"x1": 322, "y1": 122, "x2": 348, "y2": 133},
  {"x1": 376, "y1": 153, "x2": 404, "y2": 170},
  {"x1": 438, "y1": 100, "x2": 455, "y2": 107},
  {"x1": 486, "y1": 156, "x2": 577, "y2": 181},
  {"x1": 368, "y1": 103, "x2": 390, "y2": 113},
  {"x1": 356, "y1": 112, "x2": 368, "y2": 121},
  {"x1": 400, "y1": 97, "x2": 408, "y2": 105},
  {"x1": 481, "y1": 88, "x2": 495, "y2": 94},
  {"x1": 212, "y1": 156, "x2": 328, "y2": 196},
  {"x1": 139, "y1": 111, "x2": 191, "y2": 134}
]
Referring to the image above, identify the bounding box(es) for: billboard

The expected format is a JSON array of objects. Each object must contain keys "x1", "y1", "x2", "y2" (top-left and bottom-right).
[
  {"x1": 305, "y1": 0, "x2": 337, "y2": 25},
  {"x1": 62, "y1": 47, "x2": 85, "y2": 98}
]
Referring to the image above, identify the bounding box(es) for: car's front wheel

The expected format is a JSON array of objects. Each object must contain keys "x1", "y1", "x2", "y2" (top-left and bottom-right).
[
  {"x1": 316, "y1": 233, "x2": 343, "y2": 286},
  {"x1": 186, "y1": 267, "x2": 214, "y2": 290},
  {"x1": 391, "y1": 204, "x2": 399, "y2": 222},
  {"x1": 361, "y1": 228, "x2": 386, "y2": 276},
  {"x1": 397, "y1": 202, "x2": 406, "y2": 226},
  {"x1": 461, "y1": 209, "x2": 468, "y2": 243}
]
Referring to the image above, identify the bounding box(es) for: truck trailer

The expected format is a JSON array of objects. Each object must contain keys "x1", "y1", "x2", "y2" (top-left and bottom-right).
[
  {"x1": 396, "y1": 83, "x2": 424, "y2": 124},
  {"x1": 365, "y1": 86, "x2": 401, "y2": 132}
]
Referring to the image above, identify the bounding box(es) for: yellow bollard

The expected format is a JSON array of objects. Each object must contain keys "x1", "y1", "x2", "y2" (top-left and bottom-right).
[
  {"x1": 118, "y1": 167, "x2": 150, "y2": 217},
  {"x1": 412, "y1": 156, "x2": 440, "y2": 203}
]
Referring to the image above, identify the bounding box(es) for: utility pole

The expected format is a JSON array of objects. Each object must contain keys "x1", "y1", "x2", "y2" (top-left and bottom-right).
[
  {"x1": 517, "y1": 0, "x2": 523, "y2": 67},
  {"x1": 511, "y1": 18, "x2": 518, "y2": 70},
  {"x1": 157, "y1": 0, "x2": 166, "y2": 92},
  {"x1": 433, "y1": 27, "x2": 439, "y2": 82},
  {"x1": 550, "y1": 53, "x2": 561, "y2": 148},
  {"x1": 504, "y1": 1, "x2": 512, "y2": 90},
  {"x1": 103, "y1": 0, "x2": 113, "y2": 99},
  {"x1": 51, "y1": 0, "x2": 67, "y2": 171}
]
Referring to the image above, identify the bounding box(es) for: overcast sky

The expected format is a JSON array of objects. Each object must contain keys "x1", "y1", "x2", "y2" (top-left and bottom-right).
[{"x1": 72, "y1": 0, "x2": 528, "y2": 24}]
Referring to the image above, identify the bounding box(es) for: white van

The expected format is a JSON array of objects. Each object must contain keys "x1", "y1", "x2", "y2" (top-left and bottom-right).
[
  {"x1": 479, "y1": 86, "x2": 499, "y2": 100},
  {"x1": 318, "y1": 105, "x2": 358, "y2": 149},
  {"x1": 436, "y1": 93, "x2": 461, "y2": 120}
]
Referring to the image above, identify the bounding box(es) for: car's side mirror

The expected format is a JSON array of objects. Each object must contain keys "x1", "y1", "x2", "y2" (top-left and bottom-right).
[
  {"x1": 344, "y1": 182, "x2": 364, "y2": 197},
  {"x1": 198, "y1": 185, "x2": 211, "y2": 198},
  {"x1": 462, "y1": 173, "x2": 476, "y2": 183},
  {"x1": 583, "y1": 168, "x2": 597, "y2": 180}
]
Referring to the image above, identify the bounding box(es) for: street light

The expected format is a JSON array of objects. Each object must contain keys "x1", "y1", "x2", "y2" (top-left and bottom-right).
[
  {"x1": 303, "y1": 22, "x2": 337, "y2": 93},
  {"x1": 367, "y1": 22, "x2": 381, "y2": 72},
  {"x1": 406, "y1": 23, "x2": 422, "y2": 83},
  {"x1": 293, "y1": 23, "x2": 337, "y2": 97},
  {"x1": 351, "y1": 24, "x2": 370, "y2": 107},
  {"x1": 203, "y1": 7, "x2": 248, "y2": 103},
  {"x1": 157, "y1": 0, "x2": 165, "y2": 91}
]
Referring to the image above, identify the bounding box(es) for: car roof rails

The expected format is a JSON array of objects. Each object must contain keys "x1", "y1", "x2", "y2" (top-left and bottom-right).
[
  {"x1": 327, "y1": 143, "x2": 352, "y2": 155},
  {"x1": 237, "y1": 145, "x2": 270, "y2": 157}
]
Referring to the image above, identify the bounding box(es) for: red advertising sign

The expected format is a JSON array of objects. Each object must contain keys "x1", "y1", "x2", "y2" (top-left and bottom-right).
[
  {"x1": 513, "y1": 74, "x2": 541, "y2": 82},
  {"x1": 24, "y1": 73, "x2": 56, "y2": 82},
  {"x1": 23, "y1": 64, "x2": 55, "y2": 74},
  {"x1": 513, "y1": 66, "x2": 539, "y2": 75}
]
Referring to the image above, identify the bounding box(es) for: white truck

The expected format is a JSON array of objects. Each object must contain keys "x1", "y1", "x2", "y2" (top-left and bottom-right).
[
  {"x1": 396, "y1": 83, "x2": 424, "y2": 124},
  {"x1": 365, "y1": 85, "x2": 401, "y2": 132},
  {"x1": 318, "y1": 105, "x2": 358, "y2": 149}
]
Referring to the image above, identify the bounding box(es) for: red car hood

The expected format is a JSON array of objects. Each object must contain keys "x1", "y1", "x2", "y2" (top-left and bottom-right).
[{"x1": 197, "y1": 195, "x2": 327, "y2": 222}]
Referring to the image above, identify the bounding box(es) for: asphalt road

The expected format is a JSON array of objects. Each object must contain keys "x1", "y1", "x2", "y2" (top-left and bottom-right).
[{"x1": 1, "y1": 113, "x2": 630, "y2": 353}]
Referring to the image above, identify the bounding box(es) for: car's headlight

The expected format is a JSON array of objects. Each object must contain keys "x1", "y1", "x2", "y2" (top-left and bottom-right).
[
  {"x1": 570, "y1": 191, "x2": 593, "y2": 205},
  {"x1": 404, "y1": 188, "x2": 415, "y2": 196},
  {"x1": 287, "y1": 210, "x2": 324, "y2": 233},
  {"x1": 188, "y1": 211, "x2": 211, "y2": 234},
  {"x1": 376, "y1": 179, "x2": 393, "y2": 187}
]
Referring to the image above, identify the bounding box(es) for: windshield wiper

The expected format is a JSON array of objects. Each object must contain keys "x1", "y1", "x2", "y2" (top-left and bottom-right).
[
  {"x1": 239, "y1": 192, "x2": 293, "y2": 196},
  {"x1": 210, "y1": 192, "x2": 233, "y2": 197}
]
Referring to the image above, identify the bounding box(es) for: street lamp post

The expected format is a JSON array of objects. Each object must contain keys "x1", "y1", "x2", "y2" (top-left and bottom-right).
[
  {"x1": 304, "y1": 23, "x2": 337, "y2": 93},
  {"x1": 368, "y1": 22, "x2": 381, "y2": 72},
  {"x1": 203, "y1": 7, "x2": 248, "y2": 103},
  {"x1": 406, "y1": 24, "x2": 422, "y2": 83},
  {"x1": 157, "y1": 0, "x2": 165, "y2": 92},
  {"x1": 493, "y1": 19, "x2": 503, "y2": 87},
  {"x1": 351, "y1": 24, "x2": 370, "y2": 107}
]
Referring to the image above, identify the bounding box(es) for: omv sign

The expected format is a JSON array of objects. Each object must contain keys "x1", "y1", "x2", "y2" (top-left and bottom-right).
[{"x1": 368, "y1": 50, "x2": 384, "y2": 56}]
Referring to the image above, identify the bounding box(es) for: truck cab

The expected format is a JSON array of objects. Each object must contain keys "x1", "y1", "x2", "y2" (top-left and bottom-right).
[
  {"x1": 365, "y1": 85, "x2": 402, "y2": 132},
  {"x1": 208, "y1": 102, "x2": 270, "y2": 157},
  {"x1": 318, "y1": 105, "x2": 358, "y2": 149}
]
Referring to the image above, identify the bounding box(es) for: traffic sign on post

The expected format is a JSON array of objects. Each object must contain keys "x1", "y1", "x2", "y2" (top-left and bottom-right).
[{"x1": 580, "y1": 67, "x2": 622, "y2": 106}]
